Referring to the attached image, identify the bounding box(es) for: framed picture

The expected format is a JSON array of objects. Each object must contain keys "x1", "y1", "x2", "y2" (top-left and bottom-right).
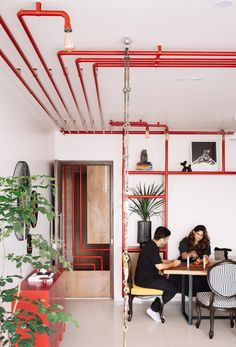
[{"x1": 191, "y1": 141, "x2": 218, "y2": 171}]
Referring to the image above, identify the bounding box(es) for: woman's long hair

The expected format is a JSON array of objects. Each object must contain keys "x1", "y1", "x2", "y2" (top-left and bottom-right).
[{"x1": 188, "y1": 225, "x2": 210, "y2": 255}]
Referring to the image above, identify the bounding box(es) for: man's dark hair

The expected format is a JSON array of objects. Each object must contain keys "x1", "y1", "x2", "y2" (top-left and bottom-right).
[{"x1": 154, "y1": 226, "x2": 171, "y2": 240}]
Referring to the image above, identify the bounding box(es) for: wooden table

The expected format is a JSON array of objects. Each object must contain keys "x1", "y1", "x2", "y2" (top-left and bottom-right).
[{"x1": 164, "y1": 262, "x2": 210, "y2": 325}]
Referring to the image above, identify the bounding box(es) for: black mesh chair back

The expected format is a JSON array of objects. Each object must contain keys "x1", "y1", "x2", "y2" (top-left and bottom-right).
[
  {"x1": 196, "y1": 259, "x2": 236, "y2": 339},
  {"x1": 208, "y1": 260, "x2": 236, "y2": 297}
]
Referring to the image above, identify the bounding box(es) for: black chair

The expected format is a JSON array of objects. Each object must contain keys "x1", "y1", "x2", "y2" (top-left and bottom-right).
[
  {"x1": 195, "y1": 259, "x2": 236, "y2": 339},
  {"x1": 123, "y1": 253, "x2": 165, "y2": 322}
]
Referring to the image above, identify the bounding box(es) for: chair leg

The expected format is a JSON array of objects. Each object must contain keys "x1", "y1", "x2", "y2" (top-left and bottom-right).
[
  {"x1": 230, "y1": 311, "x2": 234, "y2": 328},
  {"x1": 159, "y1": 297, "x2": 165, "y2": 324},
  {"x1": 128, "y1": 295, "x2": 134, "y2": 321},
  {"x1": 195, "y1": 300, "x2": 201, "y2": 329},
  {"x1": 209, "y1": 309, "x2": 215, "y2": 339}
]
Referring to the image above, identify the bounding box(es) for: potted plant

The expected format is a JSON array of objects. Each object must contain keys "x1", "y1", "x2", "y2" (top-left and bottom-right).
[
  {"x1": 129, "y1": 182, "x2": 164, "y2": 248},
  {"x1": 0, "y1": 175, "x2": 78, "y2": 347}
]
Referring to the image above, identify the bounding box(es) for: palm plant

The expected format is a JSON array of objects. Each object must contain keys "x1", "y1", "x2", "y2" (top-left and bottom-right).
[{"x1": 129, "y1": 182, "x2": 164, "y2": 221}]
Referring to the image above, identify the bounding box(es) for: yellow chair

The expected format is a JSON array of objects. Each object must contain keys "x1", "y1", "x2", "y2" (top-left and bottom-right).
[{"x1": 123, "y1": 253, "x2": 165, "y2": 322}]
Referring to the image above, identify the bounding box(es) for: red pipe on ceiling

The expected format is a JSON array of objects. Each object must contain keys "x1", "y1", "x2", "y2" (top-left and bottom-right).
[
  {"x1": 109, "y1": 120, "x2": 169, "y2": 131},
  {"x1": 19, "y1": 2, "x2": 72, "y2": 31},
  {"x1": 0, "y1": 16, "x2": 69, "y2": 132},
  {"x1": 57, "y1": 49, "x2": 236, "y2": 133},
  {"x1": 75, "y1": 62, "x2": 96, "y2": 131},
  {"x1": 57, "y1": 48, "x2": 236, "y2": 57},
  {"x1": 57, "y1": 55, "x2": 88, "y2": 131},
  {"x1": 9, "y1": 2, "x2": 236, "y2": 134},
  {"x1": 0, "y1": 49, "x2": 62, "y2": 132},
  {"x1": 92, "y1": 59, "x2": 236, "y2": 124},
  {"x1": 17, "y1": 2, "x2": 81, "y2": 132}
]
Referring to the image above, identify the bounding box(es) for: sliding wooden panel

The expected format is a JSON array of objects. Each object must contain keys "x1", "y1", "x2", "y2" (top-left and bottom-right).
[
  {"x1": 63, "y1": 271, "x2": 110, "y2": 298},
  {"x1": 87, "y1": 166, "x2": 110, "y2": 244}
]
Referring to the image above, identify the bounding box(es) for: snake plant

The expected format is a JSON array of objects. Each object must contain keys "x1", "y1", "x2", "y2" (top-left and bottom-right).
[{"x1": 129, "y1": 182, "x2": 164, "y2": 221}]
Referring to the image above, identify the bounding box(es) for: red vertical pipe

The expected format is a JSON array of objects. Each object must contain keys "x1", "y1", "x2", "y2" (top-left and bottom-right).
[
  {"x1": 221, "y1": 131, "x2": 226, "y2": 173},
  {"x1": 72, "y1": 166, "x2": 75, "y2": 257},
  {"x1": 164, "y1": 132, "x2": 169, "y2": 259},
  {"x1": 121, "y1": 131, "x2": 125, "y2": 251},
  {"x1": 79, "y1": 166, "x2": 83, "y2": 251},
  {"x1": 63, "y1": 166, "x2": 67, "y2": 256}
]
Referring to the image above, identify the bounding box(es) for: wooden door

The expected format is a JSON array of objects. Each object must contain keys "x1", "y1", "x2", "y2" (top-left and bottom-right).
[{"x1": 54, "y1": 161, "x2": 112, "y2": 298}]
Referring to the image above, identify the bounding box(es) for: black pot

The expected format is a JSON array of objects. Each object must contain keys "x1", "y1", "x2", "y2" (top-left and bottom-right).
[{"x1": 137, "y1": 221, "x2": 151, "y2": 248}]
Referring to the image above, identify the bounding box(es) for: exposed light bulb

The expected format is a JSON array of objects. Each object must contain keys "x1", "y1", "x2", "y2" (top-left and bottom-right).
[
  {"x1": 64, "y1": 31, "x2": 75, "y2": 51},
  {"x1": 145, "y1": 127, "x2": 150, "y2": 139}
]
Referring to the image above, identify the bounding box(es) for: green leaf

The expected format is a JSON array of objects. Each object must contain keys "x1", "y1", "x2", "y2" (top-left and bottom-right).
[
  {"x1": 47, "y1": 311, "x2": 58, "y2": 323},
  {"x1": 18, "y1": 338, "x2": 35, "y2": 347},
  {"x1": 10, "y1": 333, "x2": 21, "y2": 344},
  {"x1": 38, "y1": 302, "x2": 46, "y2": 314},
  {"x1": 129, "y1": 182, "x2": 164, "y2": 221}
]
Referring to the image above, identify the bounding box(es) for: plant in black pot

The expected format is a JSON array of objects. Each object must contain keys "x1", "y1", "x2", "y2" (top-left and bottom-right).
[{"x1": 129, "y1": 182, "x2": 164, "y2": 248}]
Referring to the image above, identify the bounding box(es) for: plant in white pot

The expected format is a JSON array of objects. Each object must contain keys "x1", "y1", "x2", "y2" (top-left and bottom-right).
[{"x1": 129, "y1": 182, "x2": 164, "y2": 248}]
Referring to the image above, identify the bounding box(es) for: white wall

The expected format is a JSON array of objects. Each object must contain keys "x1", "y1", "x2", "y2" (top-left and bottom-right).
[
  {"x1": 0, "y1": 65, "x2": 54, "y2": 280},
  {"x1": 55, "y1": 132, "x2": 236, "y2": 301}
]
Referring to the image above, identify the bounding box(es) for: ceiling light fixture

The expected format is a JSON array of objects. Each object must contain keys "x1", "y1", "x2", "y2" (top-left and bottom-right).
[{"x1": 64, "y1": 29, "x2": 75, "y2": 51}]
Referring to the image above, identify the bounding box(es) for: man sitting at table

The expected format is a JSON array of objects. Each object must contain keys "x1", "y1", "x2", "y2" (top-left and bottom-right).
[{"x1": 135, "y1": 226, "x2": 181, "y2": 322}]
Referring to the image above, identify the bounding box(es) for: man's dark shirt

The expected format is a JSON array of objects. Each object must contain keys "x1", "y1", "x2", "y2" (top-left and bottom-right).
[{"x1": 134, "y1": 240, "x2": 162, "y2": 286}]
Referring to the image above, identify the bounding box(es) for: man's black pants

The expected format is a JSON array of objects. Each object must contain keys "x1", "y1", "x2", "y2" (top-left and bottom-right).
[{"x1": 145, "y1": 275, "x2": 178, "y2": 312}]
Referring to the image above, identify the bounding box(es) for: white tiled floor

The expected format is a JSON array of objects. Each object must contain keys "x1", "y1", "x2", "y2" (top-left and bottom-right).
[{"x1": 60, "y1": 299, "x2": 236, "y2": 347}]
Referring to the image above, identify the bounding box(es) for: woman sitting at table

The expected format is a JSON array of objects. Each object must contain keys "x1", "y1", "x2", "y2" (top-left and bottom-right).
[{"x1": 170, "y1": 224, "x2": 211, "y2": 296}]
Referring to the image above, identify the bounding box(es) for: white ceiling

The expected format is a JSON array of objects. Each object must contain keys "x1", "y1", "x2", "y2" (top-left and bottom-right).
[{"x1": 1, "y1": 0, "x2": 236, "y2": 133}]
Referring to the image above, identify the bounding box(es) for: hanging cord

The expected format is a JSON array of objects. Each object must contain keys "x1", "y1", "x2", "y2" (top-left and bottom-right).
[{"x1": 122, "y1": 38, "x2": 131, "y2": 347}]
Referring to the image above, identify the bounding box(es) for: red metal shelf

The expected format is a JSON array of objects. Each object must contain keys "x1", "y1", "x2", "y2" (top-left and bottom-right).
[
  {"x1": 128, "y1": 194, "x2": 166, "y2": 199},
  {"x1": 128, "y1": 246, "x2": 167, "y2": 254},
  {"x1": 129, "y1": 170, "x2": 166, "y2": 174},
  {"x1": 129, "y1": 170, "x2": 236, "y2": 175}
]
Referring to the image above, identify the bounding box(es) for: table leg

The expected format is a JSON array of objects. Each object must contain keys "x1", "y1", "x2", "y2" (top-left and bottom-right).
[
  {"x1": 188, "y1": 275, "x2": 193, "y2": 325},
  {"x1": 181, "y1": 275, "x2": 185, "y2": 314}
]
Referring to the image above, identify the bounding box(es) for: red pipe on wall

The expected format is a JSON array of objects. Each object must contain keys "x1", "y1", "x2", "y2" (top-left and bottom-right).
[
  {"x1": 17, "y1": 3, "x2": 80, "y2": 132},
  {"x1": 0, "y1": 49, "x2": 62, "y2": 131}
]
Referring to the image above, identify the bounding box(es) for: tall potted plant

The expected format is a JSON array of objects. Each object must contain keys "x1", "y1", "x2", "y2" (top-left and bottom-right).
[
  {"x1": 0, "y1": 175, "x2": 77, "y2": 347},
  {"x1": 129, "y1": 182, "x2": 164, "y2": 248}
]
